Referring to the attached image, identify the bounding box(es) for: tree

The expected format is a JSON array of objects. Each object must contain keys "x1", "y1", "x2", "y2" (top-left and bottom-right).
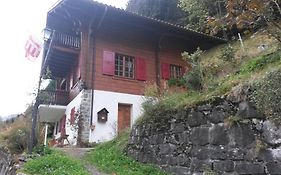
[
  {"x1": 178, "y1": 0, "x2": 227, "y2": 32},
  {"x1": 208, "y1": 0, "x2": 281, "y2": 40},
  {"x1": 126, "y1": 0, "x2": 186, "y2": 25}
]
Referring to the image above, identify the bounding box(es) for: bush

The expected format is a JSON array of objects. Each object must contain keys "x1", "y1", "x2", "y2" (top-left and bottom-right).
[
  {"x1": 250, "y1": 69, "x2": 281, "y2": 124},
  {"x1": 168, "y1": 77, "x2": 186, "y2": 87},
  {"x1": 3, "y1": 127, "x2": 30, "y2": 154},
  {"x1": 33, "y1": 145, "x2": 52, "y2": 156},
  {"x1": 220, "y1": 44, "x2": 235, "y2": 62},
  {"x1": 183, "y1": 66, "x2": 202, "y2": 90}
]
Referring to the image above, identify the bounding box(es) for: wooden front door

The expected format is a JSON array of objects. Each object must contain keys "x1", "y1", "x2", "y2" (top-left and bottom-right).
[{"x1": 118, "y1": 104, "x2": 131, "y2": 134}]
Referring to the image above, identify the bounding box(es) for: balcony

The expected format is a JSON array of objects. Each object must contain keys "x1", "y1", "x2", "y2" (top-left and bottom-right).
[
  {"x1": 52, "y1": 31, "x2": 80, "y2": 49},
  {"x1": 38, "y1": 90, "x2": 69, "y2": 106},
  {"x1": 43, "y1": 31, "x2": 80, "y2": 78}
]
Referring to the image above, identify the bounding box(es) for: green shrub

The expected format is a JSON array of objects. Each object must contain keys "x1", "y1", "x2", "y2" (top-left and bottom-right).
[
  {"x1": 221, "y1": 44, "x2": 235, "y2": 62},
  {"x1": 23, "y1": 151, "x2": 89, "y2": 175},
  {"x1": 4, "y1": 127, "x2": 30, "y2": 154},
  {"x1": 33, "y1": 145, "x2": 52, "y2": 156},
  {"x1": 182, "y1": 48, "x2": 204, "y2": 91},
  {"x1": 250, "y1": 69, "x2": 281, "y2": 124},
  {"x1": 168, "y1": 77, "x2": 186, "y2": 87},
  {"x1": 183, "y1": 66, "x2": 202, "y2": 90},
  {"x1": 240, "y1": 52, "x2": 281, "y2": 73}
]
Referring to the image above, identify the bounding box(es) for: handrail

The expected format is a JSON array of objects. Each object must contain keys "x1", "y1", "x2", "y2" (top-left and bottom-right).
[{"x1": 53, "y1": 32, "x2": 80, "y2": 49}]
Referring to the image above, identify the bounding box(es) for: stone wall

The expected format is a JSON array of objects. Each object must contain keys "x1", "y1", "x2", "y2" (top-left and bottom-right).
[
  {"x1": 127, "y1": 97, "x2": 281, "y2": 175},
  {"x1": 0, "y1": 147, "x2": 16, "y2": 175},
  {"x1": 77, "y1": 90, "x2": 92, "y2": 146}
]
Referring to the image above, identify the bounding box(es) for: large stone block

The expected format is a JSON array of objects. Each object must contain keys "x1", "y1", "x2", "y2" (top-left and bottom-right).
[
  {"x1": 266, "y1": 162, "x2": 281, "y2": 175},
  {"x1": 209, "y1": 146, "x2": 228, "y2": 160},
  {"x1": 186, "y1": 110, "x2": 206, "y2": 127},
  {"x1": 209, "y1": 124, "x2": 229, "y2": 145},
  {"x1": 190, "y1": 158, "x2": 212, "y2": 173},
  {"x1": 169, "y1": 166, "x2": 190, "y2": 175},
  {"x1": 236, "y1": 101, "x2": 264, "y2": 119},
  {"x1": 208, "y1": 109, "x2": 229, "y2": 124},
  {"x1": 228, "y1": 124, "x2": 255, "y2": 147},
  {"x1": 234, "y1": 162, "x2": 265, "y2": 174},
  {"x1": 190, "y1": 127, "x2": 209, "y2": 146},
  {"x1": 262, "y1": 121, "x2": 281, "y2": 145},
  {"x1": 191, "y1": 146, "x2": 210, "y2": 160},
  {"x1": 213, "y1": 160, "x2": 234, "y2": 172},
  {"x1": 159, "y1": 143, "x2": 177, "y2": 155}
]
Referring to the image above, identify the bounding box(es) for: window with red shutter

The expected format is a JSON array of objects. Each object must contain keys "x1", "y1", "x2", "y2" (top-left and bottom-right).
[
  {"x1": 162, "y1": 63, "x2": 170, "y2": 80},
  {"x1": 136, "y1": 57, "x2": 146, "y2": 81},
  {"x1": 103, "y1": 51, "x2": 115, "y2": 75},
  {"x1": 60, "y1": 115, "x2": 66, "y2": 136}
]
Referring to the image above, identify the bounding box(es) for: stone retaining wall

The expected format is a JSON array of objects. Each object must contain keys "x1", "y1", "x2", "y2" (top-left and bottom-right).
[
  {"x1": 127, "y1": 98, "x2": 281, "y2": 174},
  {"x1": 0, "y1": 147, "x2": 16, "y2": 175}
]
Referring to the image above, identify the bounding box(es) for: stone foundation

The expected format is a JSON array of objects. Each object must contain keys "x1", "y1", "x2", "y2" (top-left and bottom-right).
[
  {"x1": 127, "y1": 98, "x2": 281, "y2": 175},
  {"x1": 77, "y1": 90, "x2": 92, "y2": 146}
]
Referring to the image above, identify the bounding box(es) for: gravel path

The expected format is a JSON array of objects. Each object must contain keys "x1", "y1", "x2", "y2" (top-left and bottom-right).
[{"x1": 57, "y1": 147, "x2": 107, "y2": 175}]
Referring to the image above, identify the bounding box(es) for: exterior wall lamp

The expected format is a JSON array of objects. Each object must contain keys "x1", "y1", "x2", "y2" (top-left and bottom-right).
[{"x1": 43, "y1": 28, "x2": 53, "y2": 41}]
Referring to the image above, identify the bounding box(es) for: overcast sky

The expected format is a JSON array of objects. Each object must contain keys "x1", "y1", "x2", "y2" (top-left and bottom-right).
[{"x1": 0, "y1": 0, "x2": 128, "y2": 117}]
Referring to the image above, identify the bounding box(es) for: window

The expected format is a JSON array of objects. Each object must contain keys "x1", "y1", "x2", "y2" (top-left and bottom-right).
[
  {"x1": 115, "y1": 54, "x2": 135, "y2": 78},
  {"x1": 170, "y1": 64, "x2": 182, "y2": 78}
]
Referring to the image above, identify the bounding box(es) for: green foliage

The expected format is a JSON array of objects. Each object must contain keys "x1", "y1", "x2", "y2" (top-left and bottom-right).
[
  {"x1": 240, "y1": 52, "x2": 281, "y2": 73},
  {"x1": 23, "y1": 151, "x2": 89, "y2": 175},
  {"x1": 33, "y1": 145, "x2": 53, "y2": 156},
  {"x1": 250, "y1": 69, "x2": 281, "y2": 123},
  {"x1": 168, "y1": 77, "x2": 186, "y2": 87},
  {"x1": 221, "y1": 44, "x2": 235, "y2": 62},
  {"x1": 182, "y1": 47, "x2": 204, "y2": 64},
  {"x1": 179, "y1": 0, "x2": 226, "y2": 32},
  {"x1": 86, "y1": 131, "x2": 167, "y2": 175},
  {"x1": 3, "y1": 127, "x2": 30, "y2": 154},
  {"x1": 183, "y1": 66, "x2": 202, "y2": 90},
  {"x1": 182, "y1": 48, "x2": 204, "y2": 91}
]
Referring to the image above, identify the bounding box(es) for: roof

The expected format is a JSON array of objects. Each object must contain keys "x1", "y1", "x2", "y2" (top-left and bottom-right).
[{"x1": 47, "y1": 0, "x2": 226, "y2": 44}]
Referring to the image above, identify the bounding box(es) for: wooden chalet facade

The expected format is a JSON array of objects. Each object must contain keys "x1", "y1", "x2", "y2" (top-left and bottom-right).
[{"x1": 38, "y1": 0, "x2": 225, "y2": 145}]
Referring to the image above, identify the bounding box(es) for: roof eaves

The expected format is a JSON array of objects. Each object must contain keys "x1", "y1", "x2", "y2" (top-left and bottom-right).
[{"x1": 89, "y1": 0, "x2": 226, "y2": 42}]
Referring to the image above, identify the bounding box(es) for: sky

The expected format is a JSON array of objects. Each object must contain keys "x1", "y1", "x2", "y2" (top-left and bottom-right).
[{"x1": 0, "y1": 0, "x2": 128, "y2": 117}]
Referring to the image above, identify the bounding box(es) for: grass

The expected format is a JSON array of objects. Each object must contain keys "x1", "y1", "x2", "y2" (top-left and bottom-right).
[
  {"x1": 22, "y1": 150, "x2": 90, "y2": 175},
  {"x1": 137, "y1": 31, "x2": 281, "y2": 126},
  {"x1": 86, "y1": 131, "x2": 167, "y2": 175}
]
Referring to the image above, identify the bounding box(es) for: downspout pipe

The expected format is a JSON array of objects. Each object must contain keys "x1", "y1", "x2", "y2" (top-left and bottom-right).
[
  {"x1": 155, "y1": 34, "x2": 165, "y2": 90},
  {"x1": 90, "y1": 6, "x2": 108, "y2": 127}
]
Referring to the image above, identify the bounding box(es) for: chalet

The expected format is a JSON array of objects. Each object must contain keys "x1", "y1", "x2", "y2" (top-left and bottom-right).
[{"x1": 38, "y1": 0, "x2": 225, "y2": 146}]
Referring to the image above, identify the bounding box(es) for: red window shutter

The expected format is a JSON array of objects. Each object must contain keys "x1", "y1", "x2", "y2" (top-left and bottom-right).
[
  {"x1": 102, "y1": 51, "x2": 115, "y2": 75},
  {"x1": 70, "y1": 107, "x2": 76, "y2": 125},
  {"x1": 162, "y1": 63, "x2": 170, "y2": 80},
  {"x1": 60, "y1": 115, "x2": 66, "y2": 136},
  {"x1": 136, "y1": 57, "x2": 146, "y2": 81}
]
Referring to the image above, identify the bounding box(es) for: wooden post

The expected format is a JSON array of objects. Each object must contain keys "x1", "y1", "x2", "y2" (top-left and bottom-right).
[{"x1": 44, "y1": 124, "x2": 48, "y2": 146}]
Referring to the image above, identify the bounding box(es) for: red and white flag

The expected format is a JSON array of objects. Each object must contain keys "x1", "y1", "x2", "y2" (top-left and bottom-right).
[{"x1": 24, "y1": 35, "x2": 42, "y2": 61}]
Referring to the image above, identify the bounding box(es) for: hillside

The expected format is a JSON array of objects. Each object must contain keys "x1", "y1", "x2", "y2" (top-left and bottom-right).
[
  {"x1": 126, "y1": 28, "x2": 281, "y2": 175},
  {"x1": 138, "y1": 28, "x2": 280, "y2": 121}
]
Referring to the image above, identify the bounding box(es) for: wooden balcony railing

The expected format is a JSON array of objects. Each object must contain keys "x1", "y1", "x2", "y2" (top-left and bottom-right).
[
  {"x1": 53, "y1": 31, "x2": 80, "y2": 49},
  {"x1": 39, "y1": 90, "x2": 69, "y2": 106}
]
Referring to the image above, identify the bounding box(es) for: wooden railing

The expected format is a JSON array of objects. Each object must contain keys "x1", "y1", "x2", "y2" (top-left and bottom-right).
[
  {"x1": 53, "y1": 31, "x2": 80, "y2": 49},
  {"x1": 39, "y1": 90, "x2": 69, "y2": 106}
]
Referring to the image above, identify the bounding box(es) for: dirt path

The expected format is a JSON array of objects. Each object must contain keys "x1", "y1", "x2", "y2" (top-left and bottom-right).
[{"x1": 57, "y1": 147, "x2": 107, "y2": 175}]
